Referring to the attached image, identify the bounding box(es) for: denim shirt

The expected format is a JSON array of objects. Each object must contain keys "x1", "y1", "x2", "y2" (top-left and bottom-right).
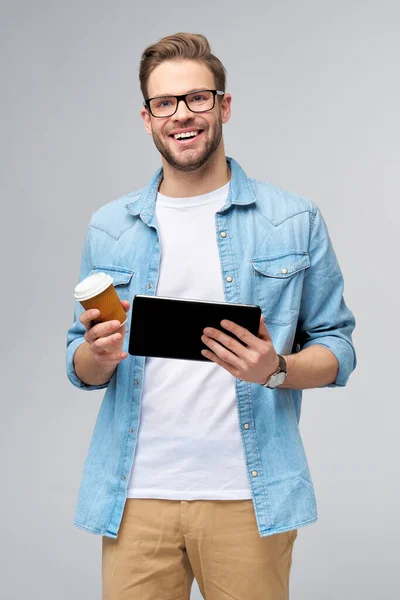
[{"x1": 66, "y1": 157, "x2": 356, "y2": 539}]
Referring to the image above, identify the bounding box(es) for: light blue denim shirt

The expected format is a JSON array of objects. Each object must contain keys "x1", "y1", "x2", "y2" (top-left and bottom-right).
[{"x1": 66, "y1": 157, "x2": 356, "y2": 539}]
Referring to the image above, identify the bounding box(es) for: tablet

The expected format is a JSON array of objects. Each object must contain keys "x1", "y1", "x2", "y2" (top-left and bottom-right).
[{"x1": 128, "y1": 295, "x2": 262, "y2": 361}]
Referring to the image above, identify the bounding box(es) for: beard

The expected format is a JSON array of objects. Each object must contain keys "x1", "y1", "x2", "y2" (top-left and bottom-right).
[{"x1": 151, "y1": 118, "x2": 223, "y2": 173}]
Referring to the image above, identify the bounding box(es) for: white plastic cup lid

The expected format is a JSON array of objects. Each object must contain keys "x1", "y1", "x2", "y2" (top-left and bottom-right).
[{"x1": 74, "y1": 272, "x2": 113, "y2": 301}]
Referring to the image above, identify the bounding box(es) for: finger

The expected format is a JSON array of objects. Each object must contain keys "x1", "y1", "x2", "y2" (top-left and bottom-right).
[
  {"x1": 219, "y1": 319, "x2": 268, "y2": 350},
  {"x1": 80, "y1": 309, "x2": 100, "y2": 330},
  {"x1": 85, "y1": 319, "x2": 123, "y2": 343},
  {"x1": 258, "y1": 315, "x2": 272, "y2": 341},
  {"x1": 201, "y1": 334, "x2": 245, "y2": 370},
  {"x1": 95, "y1": 345, "x2": 128, "y2": 362},
  {"x1": 201, "y1": 348, "x2": 240, "y2": 378},
  {"x1": 202, "y1": 327, "x2": 249, "y2": 359},
  {"x1": 92, "y1": 331, "x2": 124, "y2": 355},
  {"x1": 95, "y1": 349, "x2": 127, "y2": 363}
]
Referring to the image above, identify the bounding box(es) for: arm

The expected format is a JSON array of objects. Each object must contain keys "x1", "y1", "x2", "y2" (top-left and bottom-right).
[
  {"x1": 282, "y1": 204, "x2": 357, "y2": 390},
  {"x1": 66, "y1": 226, "x2": 130, "y2": 389},
  {"x1": 66, "y1": 226, "x2": 110, "y2": 391},
  {"x1": 280, "y1": 345, "x2": 338, "y2": 390}
]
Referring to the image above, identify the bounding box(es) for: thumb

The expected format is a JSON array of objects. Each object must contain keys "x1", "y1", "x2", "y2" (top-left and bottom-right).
[
  {"x1": 258, "y1": 314, "x2": 271, "y2": 340},
  {"x1": 120, "y1": 300, "x2": 131, "y2": 312}
]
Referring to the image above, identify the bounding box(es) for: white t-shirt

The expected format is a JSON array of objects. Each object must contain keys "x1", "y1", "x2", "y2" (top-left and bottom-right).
[{"x1": 127, "y1": 182, "x2": 252, "y2": 500}]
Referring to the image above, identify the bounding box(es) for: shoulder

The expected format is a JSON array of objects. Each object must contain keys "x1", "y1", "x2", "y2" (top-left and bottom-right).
[
  {"x1": 249, "y1": 178, "x2": 318, "y2": 226},
  {"x1": 88, "y1": 188, "x2": 144, "y2": 238},
  {"x1": 91, "y1": 188, "x2": 143, "y2": 223}
]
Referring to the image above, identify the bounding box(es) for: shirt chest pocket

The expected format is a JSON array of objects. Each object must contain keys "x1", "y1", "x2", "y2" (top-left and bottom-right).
[
  {"x1": 251, "y1": 251, "x2": 310, "y2": 326},
  {"x1": 89, "y1": 266, "x2": 134, "y2": 302}
]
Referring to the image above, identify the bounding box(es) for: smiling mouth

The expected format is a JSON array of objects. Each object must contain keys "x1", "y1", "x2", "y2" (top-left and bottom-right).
[{"x1": 169, "y1": 130, "x2": 204, "y2": 143}]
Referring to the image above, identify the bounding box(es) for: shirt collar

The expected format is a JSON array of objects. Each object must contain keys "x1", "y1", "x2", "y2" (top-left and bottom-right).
[{"x1": 124, "y1": 156, "x2": 256, "y2": 225}]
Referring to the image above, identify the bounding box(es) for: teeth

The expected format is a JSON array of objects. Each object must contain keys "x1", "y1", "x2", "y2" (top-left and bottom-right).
[{"x1": 174, "y1": 131, "x2": 198, "y2": 140}]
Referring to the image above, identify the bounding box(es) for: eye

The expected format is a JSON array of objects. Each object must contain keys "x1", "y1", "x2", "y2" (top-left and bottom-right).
[
  {"x1": 187, "y1": 91, "x2": 213, "y2": 106},
  {"x1": 191, "y1": 95, "x2": 207, "y2": 103},
  {"x1": 156, "y1": 99, "x2": 173, "y2": 108}
]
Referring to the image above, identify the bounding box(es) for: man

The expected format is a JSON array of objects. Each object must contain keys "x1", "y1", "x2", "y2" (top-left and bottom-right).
[{"x1": 66, "y1": 32, "x2": 356, "y2": 600}]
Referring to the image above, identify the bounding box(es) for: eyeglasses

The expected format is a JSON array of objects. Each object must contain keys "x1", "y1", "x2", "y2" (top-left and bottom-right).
[{"x1": 144, "y1": 89, "x2": 225, "y2": 118}]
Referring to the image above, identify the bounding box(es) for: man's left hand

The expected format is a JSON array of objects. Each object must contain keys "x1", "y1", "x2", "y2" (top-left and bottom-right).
[{"x1": 201, "y1": 315, "x2": 279, "y2": 385}]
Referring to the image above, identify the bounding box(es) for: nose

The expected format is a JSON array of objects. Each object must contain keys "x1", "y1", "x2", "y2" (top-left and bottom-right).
[{"x1": 173, "y1": 97, "x2": 193, "y2": 121}]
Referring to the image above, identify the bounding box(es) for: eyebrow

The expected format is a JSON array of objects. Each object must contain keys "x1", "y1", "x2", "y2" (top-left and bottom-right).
[{"x1": 150, "y1": 88, "x2": 209, "y2": 99}]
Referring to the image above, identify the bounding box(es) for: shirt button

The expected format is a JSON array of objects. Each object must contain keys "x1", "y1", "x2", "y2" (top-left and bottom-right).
[
  {"x1": 220, "y1": 231, "x2": 227, "y2": 238},
  {"x1": 281, "y1": 268, "x2": 288, "y2": 274},
  {"x1": 244, "y1": 423, "x2": 250, "y2": 429},
  {"x1": 130, "y1": 428, "x2": 135, "y2": 434},
  {"x1": 226, "y1": 276, "x2": 233, "y2": 283},
  {"x1": 147, "y1": 283, "x2": 152, "y2": 289},
  {"x1": 122, "y1": 475, "x2": 126, "y2": 480},
  {"x1": 251, "y1": 470, "x2": 258, "y2": 477},
  {"x1": 135, "y1": 379, "x2": 140, "y2": 385}
]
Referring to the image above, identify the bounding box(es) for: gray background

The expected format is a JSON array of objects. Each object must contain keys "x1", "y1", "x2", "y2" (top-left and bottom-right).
[{"x1": 1, "y1": 0, "x2": 398, "y2": 598}]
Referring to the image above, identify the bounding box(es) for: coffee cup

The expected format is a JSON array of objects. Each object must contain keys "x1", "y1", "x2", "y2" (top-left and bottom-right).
[{"x1": 74, "y1": 272, "x2": 127, "y2": 327}]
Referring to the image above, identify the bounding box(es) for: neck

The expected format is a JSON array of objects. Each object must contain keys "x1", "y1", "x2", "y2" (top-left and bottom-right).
[{"x1": 158, "y1": 144, "x2": 230, "y2": 198}]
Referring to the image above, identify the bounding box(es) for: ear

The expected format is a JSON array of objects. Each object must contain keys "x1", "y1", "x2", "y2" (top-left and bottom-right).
[
  {"x1": 220, "y1": 93, "x2": 232, "y2": 125},
  {"x1": 141, "y1": 106, "x2": 153, "y2": 136}
]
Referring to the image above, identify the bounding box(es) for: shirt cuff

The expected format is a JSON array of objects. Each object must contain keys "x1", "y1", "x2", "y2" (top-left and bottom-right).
[{"x1": 301, "y1": 337, "x2": 357, "y2": 388}]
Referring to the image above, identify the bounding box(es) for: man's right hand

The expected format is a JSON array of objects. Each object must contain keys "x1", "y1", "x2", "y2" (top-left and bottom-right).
[{"x1": 79, "y1": 300, "x2": 131, "y2": 367}]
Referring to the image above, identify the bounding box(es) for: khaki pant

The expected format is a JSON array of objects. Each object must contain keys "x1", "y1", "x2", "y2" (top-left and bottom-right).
[{"x1": 102, "y1": 498, "x2": 298, "y2": 600}]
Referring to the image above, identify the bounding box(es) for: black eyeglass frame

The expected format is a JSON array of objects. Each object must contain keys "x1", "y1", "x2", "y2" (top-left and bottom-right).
[{"x1": 144, "y1": 89, "x2": 225, "y2": 118}]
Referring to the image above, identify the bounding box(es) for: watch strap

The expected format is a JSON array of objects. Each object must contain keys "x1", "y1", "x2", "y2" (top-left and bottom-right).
[{"x1": 277, "y1": 354, "x2": 287, "y2": 374}]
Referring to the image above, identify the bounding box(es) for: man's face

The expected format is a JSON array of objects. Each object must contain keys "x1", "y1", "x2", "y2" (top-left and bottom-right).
[{"x1": 141, "y1": 60, "x2": 232, "y2": 172}]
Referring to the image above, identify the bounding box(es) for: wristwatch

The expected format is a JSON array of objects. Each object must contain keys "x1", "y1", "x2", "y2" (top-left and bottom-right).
[{"x1": 262, "y1": 355, "x2": 288, "y2": 389}]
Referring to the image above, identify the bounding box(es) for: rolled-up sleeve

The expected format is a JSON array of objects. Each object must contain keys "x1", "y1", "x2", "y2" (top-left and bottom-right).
[
  {"x1": 66, "y1": 225, "x2": 109, "y2": 391},
  {"x1": 296, "y1": 204, "x2": 357, "y2": 387}
]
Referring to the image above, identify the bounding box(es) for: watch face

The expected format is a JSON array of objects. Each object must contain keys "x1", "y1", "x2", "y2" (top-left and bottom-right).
[
  {"x1": 276, "y1": 372, "x2": 286, "y2": 385},
  {"x1": 269, "y1": 372, "x2": 286, "y2": 388}
]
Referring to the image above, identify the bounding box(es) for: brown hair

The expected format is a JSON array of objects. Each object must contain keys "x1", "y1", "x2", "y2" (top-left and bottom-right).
[{"x1": 139, "y1": 32, "x2": 227, "y2": 99}]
